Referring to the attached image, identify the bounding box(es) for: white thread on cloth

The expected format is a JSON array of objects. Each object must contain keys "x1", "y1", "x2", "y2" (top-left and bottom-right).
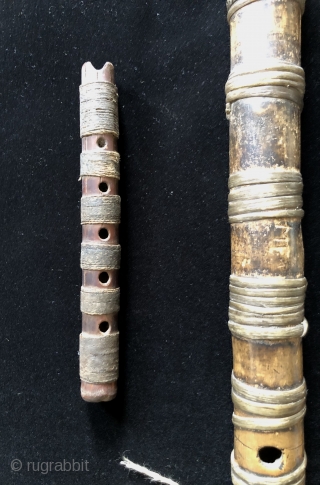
[{"x1": 120, "y1": 457, "x2": 180, "y2": 485}]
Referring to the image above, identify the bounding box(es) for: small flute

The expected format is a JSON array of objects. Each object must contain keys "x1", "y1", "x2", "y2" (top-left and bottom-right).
[
  {"x1": 79, "y1": 62, "x2": 120, "y2": 402},
  {"x1": 226, "y1": 0, "x2": 307, "y2": 484}
]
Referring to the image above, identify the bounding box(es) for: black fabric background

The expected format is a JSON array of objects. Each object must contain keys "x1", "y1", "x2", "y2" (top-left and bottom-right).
[{"x1": 1, "y1": 1, "x2": 320, "y2": 484}]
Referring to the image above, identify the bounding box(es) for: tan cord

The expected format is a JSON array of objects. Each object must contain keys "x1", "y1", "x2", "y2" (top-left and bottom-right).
[
  {"x1": 229, "y1": 208, "x2": 304, "y2": 223},
  {"x1": 228, "y1": 169, "x2": 302, "y2": 189},
  {"x1": 230, "y1": 284, "x2": 306, "y2": 298},
  {"x1": 228, "y1": 188, "x2": 303, "y2": 223},
  {"x1": 81, "y1": 243, "x2": 121, "y2": 270},
  {"x1": 229, "y1": 275, "x2": 307, "y2": 328},
  {"x1": 231, "y1": 373, "x2": 307, "y2": 404},
  {"x1": 230, "y1": 299, "x2": 304, "y2": 315},
  {"x1": 80, "y1": 287, "x2": 120, "y2": 315},
  {"x1": 226, "y1": 86, "x2": 303, "y2": 116},
  {"x1": 226, "y1": 67, "x2": 305, "y2": 102},
  {"x1": 230, "y1": 275, "x2": 307, "y2": 289},
  {"x1": 225, "y1": 60, "x2": 305, "y2": 119},
  {"x1": 229, "y1": 273, "x2": 308, "y2": 340},
  {"x1": 80, "y1": 151, "x2": 120, "y2": 179},
  {"x1": 80, "y1": 81, "x2": 119, "y2": 138},
  {"x1": 227, "y1": 63, "x2": 305, "y2": 93},
  {"x1": 229, "y1": 309, "x2": 305, "y2": 327},
  {"x1": 232, "y1": 406, "x2": 306, "y2": 431},
  {"x1": 81, "y1": 195, "x2": 121, "y2": 225},
  {"x1": 232, "y1": 389, "x2": 305, "y2": 417},
  {"x1": 230, "y1": 294, "x2": 305, "y2": 311},
  {"x1": 229, "y1": 182, "x2": 303, "y2": 201},
  {"x1": 228, "y1": 169, "x2": 304, "y2": 222},
  {"x1": 79, "y1": 332, "x2": 119, "y2": 383},
  {"x1": 228, "y1": 319, "x2": 308, "y2": 340}
]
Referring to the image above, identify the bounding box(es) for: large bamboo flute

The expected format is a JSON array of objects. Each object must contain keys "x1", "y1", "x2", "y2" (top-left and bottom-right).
[
  {"x1": 79, "y1": 62, "x2": 120, "y2": 402},
  {"x1": 226, "y1": 1, "x2": 307, "y2": 484}
]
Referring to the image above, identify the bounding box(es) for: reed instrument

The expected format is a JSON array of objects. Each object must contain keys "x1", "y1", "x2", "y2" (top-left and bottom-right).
[
  {"x1": 226, "y1": 0, "x2": 307, "y2": 483},
  {"x1": 79, "y1": 62, "x2": 120, "y2": 402}
]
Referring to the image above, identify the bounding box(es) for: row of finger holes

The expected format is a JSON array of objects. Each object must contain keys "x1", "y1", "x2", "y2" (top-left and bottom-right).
[
  {"x1": 90, "y1": 137, "x2": 112, "y2": 335},
  {"x1": 97, "y1": 138, "x2": 109, "y2": 194},
  {"x1": 97, "y1": 137, "x2": 109, "y2": 195}
]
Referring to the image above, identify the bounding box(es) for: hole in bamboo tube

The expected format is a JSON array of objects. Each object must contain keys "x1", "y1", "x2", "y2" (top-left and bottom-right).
[
  {"x1": 99, "y1": 228, "x2": 109, "y2": 240},
  {"x1": 99, "y1": 182, "x2": 108, "y2": 192},
  {"x1": 99, "y1": 272, "x2": 109, "y2": 284},
  {"x1": 259, "y1": 447, "x2": 282, "y2": 464},
  {"x1": 97, "y1": 137, "x2": 106, "y2": 148},
  {"x1": 99, "y1": 321, "x2": 109, "y2": 333}
]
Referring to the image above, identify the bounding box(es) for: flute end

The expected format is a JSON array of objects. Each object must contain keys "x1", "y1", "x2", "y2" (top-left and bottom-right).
[{"x1": 80, "y1": 380, "x2": 117, "y2": 402}]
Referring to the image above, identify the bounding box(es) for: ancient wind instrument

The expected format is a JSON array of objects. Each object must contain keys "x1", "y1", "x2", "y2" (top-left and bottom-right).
[
  {"x1": 79, "y1": 62, "x2": 120, "y2": 402},
  {"x1": 226, "y1": 0, "x2": 307, "y2": 483}
]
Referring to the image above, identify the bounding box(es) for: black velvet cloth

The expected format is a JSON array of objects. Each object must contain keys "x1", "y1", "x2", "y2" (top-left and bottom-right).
[{"x1": 1, "y1": 1, "x2": 320, "y2": 483}]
